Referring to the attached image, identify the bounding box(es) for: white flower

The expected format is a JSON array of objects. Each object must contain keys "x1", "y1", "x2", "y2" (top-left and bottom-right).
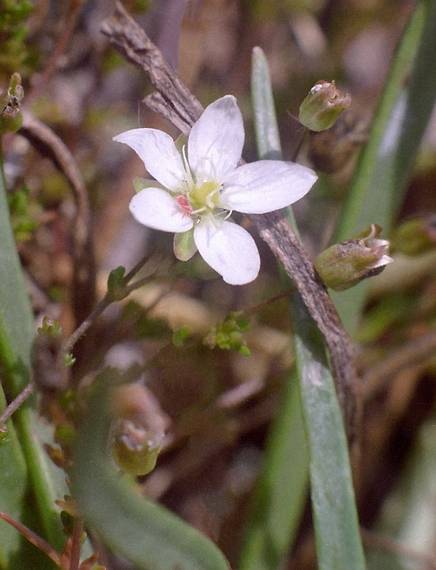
[{"x1": 114, "y1": 95, "x2": 317, "y2": 285}]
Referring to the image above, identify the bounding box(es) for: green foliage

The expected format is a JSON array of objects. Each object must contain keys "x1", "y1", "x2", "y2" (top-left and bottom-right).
[
  {"x1": 0, "y1": 0, "x2": 33, "y2": 77},
  {"x1": 63, "y1": 353, "x2": 76, "y2": 368},
  {"x1": 172, "y1": 325, "x2": 191, "y2": 347},
  {"x1": 7, "y1": 186, "x2": 38, "y2": 242},
  {"x1": 239, "y1": 371, "x2": 308, "y2": 570},
  {"x1": 204, "y1": 311, "x2": 251, "y2": 356},
  {"x1": 37, "y1": 316, "x2": 62, "y2": 339},
  {"x1": 72, "y1": 368, "x2": 230, "y2": 570},
  {"x1": 107, "y1": 265, "x2": 127, "y2": 301}
]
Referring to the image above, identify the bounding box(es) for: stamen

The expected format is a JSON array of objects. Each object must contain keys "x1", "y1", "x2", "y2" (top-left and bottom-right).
[
  {"x1": 176, "y1": 195, "x2": 193, "y2": 216},
  {"x1": 206, "y1": 186, "x2": 221, "y2": 209},
  {"x1": 181, "y1": 145, "x2": 194, "y2": 187},
  {"x1": 191, "y1": 206, "x2": 207, "y2": 215}
]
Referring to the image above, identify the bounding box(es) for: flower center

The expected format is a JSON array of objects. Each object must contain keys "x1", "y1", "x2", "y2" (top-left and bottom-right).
[{"x1": 189, "y1": 181, "x2": 221, "y2": 212}]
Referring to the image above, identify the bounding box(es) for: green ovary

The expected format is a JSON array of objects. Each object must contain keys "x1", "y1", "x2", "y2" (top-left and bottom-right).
[{"x1": 189, "y1": 181, "x2": 221, "y2": 211}]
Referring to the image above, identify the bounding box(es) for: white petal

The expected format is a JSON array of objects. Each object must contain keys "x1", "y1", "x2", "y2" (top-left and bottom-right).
[
  {"x1": 188, "y1": 95, "x2": 244, "y2": 183},
  {"x1": 129, "y1": 188, "x2": 193, "y2": 233},
  {"x1": 114, "y1": 129, "x2": 186, "y2": 192},
  {"x1": 194, "y1": 218, "x2": 260, "y2": 285},
  {"x1": 220, "y1": 160, "x2": 317, "y2": 214}
]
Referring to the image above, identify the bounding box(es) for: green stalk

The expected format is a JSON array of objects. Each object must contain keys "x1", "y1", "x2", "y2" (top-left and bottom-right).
[
  {"x1": 0, "y1": 144, "x2": 64, "y2": 559},
  {"x1": 240, "y1": 47, "x2": 365, "y2": 570}
]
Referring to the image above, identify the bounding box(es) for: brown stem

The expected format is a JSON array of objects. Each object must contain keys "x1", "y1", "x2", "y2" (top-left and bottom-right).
[
  {"x1": 101, "y1": 2, "x2": 359, "y2": 436},
  {"x1": 19, "y1": 111, "x2": 96, "y2": 327},
  {"x1": 59, "y1": 252, "x2": 157, "y2": 363},
  {"x1": 244, "y1": 287, "x2": 294, "y2": 316},
  {"x1": 69, "y1": 518, "x2": 83, "y2": 570},
  {"x1": 0, "y1": 512, "x2": 63, "y2": 567},
  {"x1": 0, "y1": 383, "x2": 34, "y2": 429}
]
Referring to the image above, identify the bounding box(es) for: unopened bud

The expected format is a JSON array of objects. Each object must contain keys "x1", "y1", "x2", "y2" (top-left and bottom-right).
[
  {"x1": 299, "y1": 80, "x2": 351, "y2": 132},
  {"x1": 391, "y1": 215, "x2": 436, "y2": 256},
  {"x1": 315, "y1": 224, "x2": 393, "y2": 291}
]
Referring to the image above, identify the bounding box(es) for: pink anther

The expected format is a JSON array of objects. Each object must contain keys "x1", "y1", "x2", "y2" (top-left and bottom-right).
[{"x1": 176, "y1": 195, "x2": 193, "y2": 216}]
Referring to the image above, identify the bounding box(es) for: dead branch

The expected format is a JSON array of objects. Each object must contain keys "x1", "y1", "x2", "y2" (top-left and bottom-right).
[{"x1": 101, "y1": 1, "x2": 359, "y2": 435}]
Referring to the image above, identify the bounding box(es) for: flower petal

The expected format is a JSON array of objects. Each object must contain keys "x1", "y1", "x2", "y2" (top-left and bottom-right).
[
  {"x1": 220, "y1": 160, "x2": 317, "y2": 214},
  {"x1": 188, "y1": 95, "x2": 244, "y2": 183},
  {"x1": 114, "y1": 129, "x2": 186, "y2": 192},
  {"x1": 129, "y1": 188, "x2": 193, "y2": 233},
  {"x1": 194, "y1": 218, "x2": 260, "y2": 285}
]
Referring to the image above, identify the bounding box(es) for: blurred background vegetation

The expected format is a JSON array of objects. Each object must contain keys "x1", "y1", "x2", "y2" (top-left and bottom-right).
[{"x1": 0, "y1": 0, "x2": 435, "y2": 569}]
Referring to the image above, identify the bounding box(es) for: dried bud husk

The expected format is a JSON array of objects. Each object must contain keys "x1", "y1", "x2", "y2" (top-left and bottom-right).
[
  {"x1": 299, "y1": 80, "x2": 351, "y2": 132},
  {"x1": 308, "y1": 110, "x2": 367, "y2": 174},
  {"x1": 0, "y1": 73, "x2": 24, "y2": 134},
  {"x1": 315, "y1": 224, "x2": 393, "y2": 291},
  {"x1": 112, "y1": 419, "x2": 162, "y2": 476},
  {"x1": 110, "y1": 383, "x2": 169, "y2": 476},
  {"x1": 391, "y1": 215, "x2": 436, "y2": 256}
]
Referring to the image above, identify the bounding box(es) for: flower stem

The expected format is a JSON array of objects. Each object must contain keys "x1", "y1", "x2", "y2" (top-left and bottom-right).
[{"x1": 0, "y1": 382, "x2": 34, "y2": 429}]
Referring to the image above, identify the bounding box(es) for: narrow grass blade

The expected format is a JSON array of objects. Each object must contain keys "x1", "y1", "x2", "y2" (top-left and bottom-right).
[
  {"x1": 240, "y1": 47, "x2": 365, "y2": 570},
  {"x1": 239, "y1": 371, "x2": 308, "y2": 570},
  {"x1": 293, "y1": 301, "x2": 365, "y2": 570},
  {"x1": 72, "y1": 368, "x2": 230, "y2": 570},
  {"x1": 333, "y1": 2, "x2": 436, "y2": 332},
  {"x1": 0, "y1": 151, "x2": 64, "y2": 560},
  {"x1": 0, "y1": 384, "x2": 29, "y2": 568},
  {"x1": 366, "y1": 416, "x2": 436, "y2": 569}
]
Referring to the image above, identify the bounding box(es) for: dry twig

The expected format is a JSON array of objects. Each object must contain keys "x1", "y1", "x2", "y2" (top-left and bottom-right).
[{"x1": 101, "y1": 2, "x2": 359, "y2": 435}]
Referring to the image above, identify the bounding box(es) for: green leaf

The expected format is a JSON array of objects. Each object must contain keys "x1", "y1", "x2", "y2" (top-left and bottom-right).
[
  {"x1": 293, "y1": 301, "x2": 365, "y2": 570},
  {"x1": 0, "y1": 148, "x2": 64, "y2": 565},
  {"x1": 367, "y1": 415, "x2": 436, "y2": 569},
  {"x1": 242, "y1": 46, "x2": 365, "y2": 570},
  {"x1": 333, "y1": 1, "x2": 436, "y2": 332},
  {"x1": 72, "y1": 368, "x2": 230, "y2": 570},
  {"x1": 239, "y1": 371, "x2": 308, "y2": 570}
]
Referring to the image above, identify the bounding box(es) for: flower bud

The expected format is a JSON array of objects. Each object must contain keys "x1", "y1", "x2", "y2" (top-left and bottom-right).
[
  {"x1": 0, "y1": 73, "x2": 24, "y2": 134},
  {"x1": 110, "y1": 384, "x2": 168, "y2": 476},
  {"x1": 315, "y1": 224, "x2": 393, "y2": 291},
  {"x1": 391, "y1": 215, "x2": 436, "y2": 256},
  {"x1": 299, "y1": 80, "x2": 351, "y2": 132}
]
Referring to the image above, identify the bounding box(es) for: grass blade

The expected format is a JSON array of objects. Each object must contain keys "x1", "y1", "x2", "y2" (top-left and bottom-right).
[
  {"x1": 0, "y1": 149, "x2": 64, "y2": 561},
  {"x1": 333, "y1": 2, "x2": 436, "y2": 331},
  {"x1": 239, "y1": 370, "x2": 308, "y2": 570},
  {"x1": 240, "y1": 46, "x2": 365, "y2": 570},
  {"x1": 293, "y1": 301, "x2": 365, "y2": 570},
  {"x1": 72, "y1": 368, "x2": 230, "y2": 570}
]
